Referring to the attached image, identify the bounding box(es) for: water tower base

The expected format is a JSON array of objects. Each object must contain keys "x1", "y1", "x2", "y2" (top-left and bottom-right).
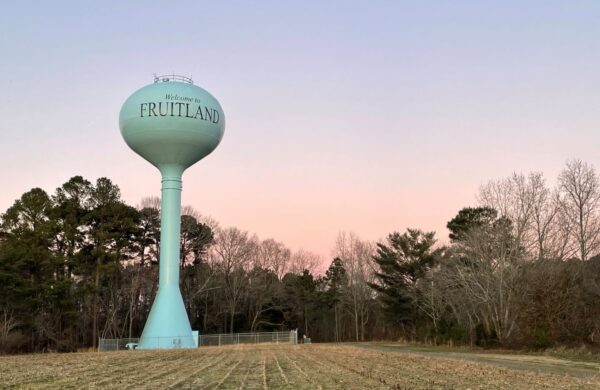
[{"x1": 137, "y1": 286, "x2": 196, "y2": 349}]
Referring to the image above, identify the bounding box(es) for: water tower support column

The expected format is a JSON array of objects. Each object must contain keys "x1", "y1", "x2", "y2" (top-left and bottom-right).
[
  {"x1": 138, "y1": 165, "x2": 195, "y2": 349},
  {"x1": 159, "y1": 165, "x2": 184, "y2": 287}
]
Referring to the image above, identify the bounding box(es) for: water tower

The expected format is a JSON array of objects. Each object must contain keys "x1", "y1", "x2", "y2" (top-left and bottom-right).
[{"x1": 119, "y1": 75, "x2": 225, "y2": 349}]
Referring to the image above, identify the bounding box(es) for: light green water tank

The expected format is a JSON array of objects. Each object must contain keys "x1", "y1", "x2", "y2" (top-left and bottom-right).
[{"x1": 120, "y1": 75, "x2": 225, "y2": 169}]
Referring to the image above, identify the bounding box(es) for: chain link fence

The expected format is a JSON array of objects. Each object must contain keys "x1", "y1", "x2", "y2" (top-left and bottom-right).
[
  {"x1": 98, "y1": 330, "x2": 297, "y2": 352},
  {"x1": 198, "y1": 330, "x2": 297, "y2": 346},
  {"x1": 98, "y1": 338, "x2": 140, "y2": 352}
]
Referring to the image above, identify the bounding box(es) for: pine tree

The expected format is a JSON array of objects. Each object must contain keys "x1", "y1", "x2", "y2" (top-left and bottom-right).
[{"x1": 369, "y1": 229, "x2": 437, "y2": 335}]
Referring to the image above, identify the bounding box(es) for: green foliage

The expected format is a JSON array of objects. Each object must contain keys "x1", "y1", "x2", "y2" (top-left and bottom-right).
[
  {"x1": 369, "y1": 229, "x2": 438, "y2": 327},
  {"x1": 446, "y1": 206, "x2": 497, "y2": 242},
  {"x1": 281, "y1": 270, "x2": 317, "y2": 337},
  {"x1": 0, "y1": 187, "x2": 78, "y2": 350},
  {"x1": 323, "y1": 257, "x2": 347, "y2": 303},
  {"x1": 180, "y1": 215, "x2": 214, "y2": 266},
  {"x1": 6, "y1": 173, "x2": 600, "y2": 352}
]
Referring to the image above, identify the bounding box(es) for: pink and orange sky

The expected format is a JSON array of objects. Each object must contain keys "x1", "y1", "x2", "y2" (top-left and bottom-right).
[{"x1": 1, "y1": 1, "x2": 600, "y2": 260}]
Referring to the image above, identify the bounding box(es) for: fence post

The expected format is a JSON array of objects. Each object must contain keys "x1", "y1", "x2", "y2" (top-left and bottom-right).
[{"x1": 219, "y1": 334, "x2": 221, "y2": 346}]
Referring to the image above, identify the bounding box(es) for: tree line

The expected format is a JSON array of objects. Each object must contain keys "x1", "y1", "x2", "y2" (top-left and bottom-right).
[{"x1": 2, "y1": 159, "x2": 600, "y2": 353}]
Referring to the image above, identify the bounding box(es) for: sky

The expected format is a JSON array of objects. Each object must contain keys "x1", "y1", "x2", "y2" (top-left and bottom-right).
[{"x1": 1, "y1": 1, "x2": 599, "y2": 261}]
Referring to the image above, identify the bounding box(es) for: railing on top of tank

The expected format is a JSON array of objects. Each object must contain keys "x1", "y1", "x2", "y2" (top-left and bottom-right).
[
  {"x1": 153, "y1": 74, "x2": 194, "y2": 84},
  {"x1": 98, "y1": 329, "x2": 298, "y2": 352}
]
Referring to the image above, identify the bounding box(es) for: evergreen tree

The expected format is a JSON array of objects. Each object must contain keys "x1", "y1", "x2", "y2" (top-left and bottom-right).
[
  {"x1": 78, "y1": 178, "x2": 141, "y2": 346},
  {"x1": 369, "y1": 229, "x2": 437, "y2": 334},
  {"x1": 447, "y1": 206, "x2": 498, "y2": 242},
  {"x1": 282, "y1": 270, "x2": 317, "y2": 338},
  {"x1": 324, "y1": 258, "x2": 347, "y2": 341},
  {"x1": 0, "y1": 188, "x2": 77, "y2": 351}
]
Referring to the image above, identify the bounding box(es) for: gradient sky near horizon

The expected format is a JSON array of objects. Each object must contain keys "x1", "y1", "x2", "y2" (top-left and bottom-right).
[{"x1": 1, "y1": 1, "x2": 599, "y2": 262}]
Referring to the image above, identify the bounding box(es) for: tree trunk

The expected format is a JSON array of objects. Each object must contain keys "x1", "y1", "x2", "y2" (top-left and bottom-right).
[
  {"x1": 92, "y1": 264, "x2": 99, "y2": 349},
  {"x1": 354, "y1": 307, "x2": 359, "y2": 342}
]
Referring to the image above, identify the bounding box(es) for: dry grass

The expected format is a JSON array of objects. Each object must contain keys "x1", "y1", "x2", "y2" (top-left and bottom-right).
[{"x1": 1, "y1": 344, "x2": 599, "y2": 389}]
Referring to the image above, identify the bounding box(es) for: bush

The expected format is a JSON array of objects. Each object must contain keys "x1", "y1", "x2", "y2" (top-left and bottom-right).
[{"x1": 0, "y1": 331, "x2": 28, "y2": 354}]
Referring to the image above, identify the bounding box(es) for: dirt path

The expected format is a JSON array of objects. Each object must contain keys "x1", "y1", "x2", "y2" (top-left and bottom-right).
[{"x1": 354, "y1": 342, "x2": 600, "y2": 379}]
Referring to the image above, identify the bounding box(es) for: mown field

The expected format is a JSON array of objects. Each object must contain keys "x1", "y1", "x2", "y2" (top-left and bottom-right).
[{"x1": 1, "y1": 344, "x2": 600, "y2": 389}]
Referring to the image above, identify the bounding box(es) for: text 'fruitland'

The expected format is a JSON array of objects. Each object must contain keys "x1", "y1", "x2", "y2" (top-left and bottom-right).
[{"x1": 140, "y1": 99, "x2": 220, "y2": 123}]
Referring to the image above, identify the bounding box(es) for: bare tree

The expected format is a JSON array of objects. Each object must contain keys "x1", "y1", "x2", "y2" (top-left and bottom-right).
[
  {"x1": 181, "y1": 204, "x2": 220, "y2": 232},
  {"x1": 139, "y1": 196, "x2": 161, "y2": 211},
  {"x1": 333, "y1": 232, "x2": 375, "y2": 341},
  {"x1": 0, "y1": 310, "x2": 20, "y2": 351},
  {"x1": 524, "y1": 173, "x2": 576, "y2": 260},
  {"x1": 532, "y1": 188, "x2": 575, "y2": 261},
  {"x1": 256, "y1": 238, "x2": 291, "y2": 280},
  {"x1": 551, "y1": 196, "x2": 578, "y2": 260},
  {"x1": 558, "y1": 159, "x2": 600, "y2": 261},
  {"x1": 443, "y1": 224, "x2": 525, "y2": 345},
  {"x1": 413, "y1": 269, "x2": 446, "y2": 344},
  {"x1": 478, "y1": 171, "x2": 578, "y2": 261},
  {"x1": 478, "y1": 172, "x2": 541, "y2": 254},
  {"x1": 246, "y1": 268, "x2": 282, "y2": 331},
  {"x1": 210, "y1": 227, "x2": 258, "y2": 333},
  {"x1": 289, "y1": 249, "x2": 323, "y2": 276}
]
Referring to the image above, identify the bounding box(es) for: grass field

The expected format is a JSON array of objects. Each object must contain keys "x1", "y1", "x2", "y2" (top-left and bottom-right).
[
  {"x1": 356, "y1": 343, "x2": 600, "y2": 379},
  {"x1": 1, "y1": 344, "x2": 600, "y2": 389}
]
